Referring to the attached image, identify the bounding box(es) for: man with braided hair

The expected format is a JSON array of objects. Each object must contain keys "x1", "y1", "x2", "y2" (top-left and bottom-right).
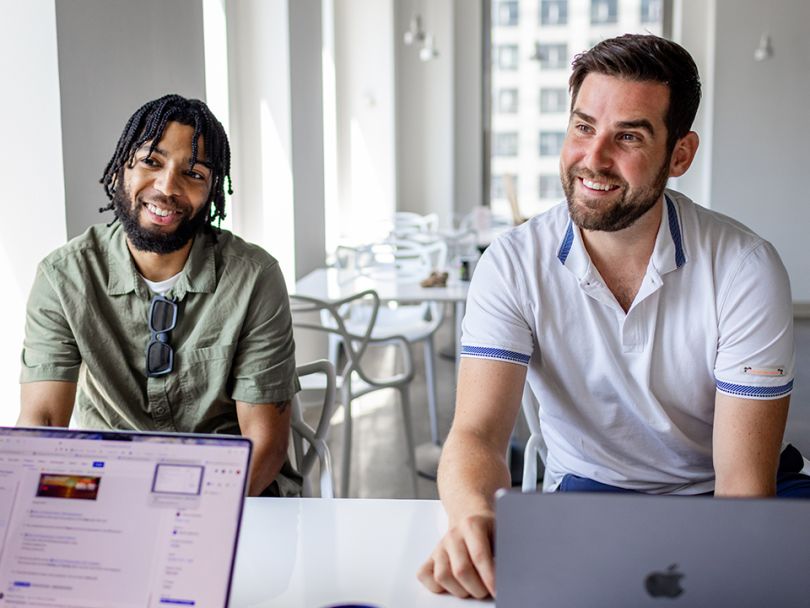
[{"x1": 19, "y1": 94, "x2": 301, "y2": 497}]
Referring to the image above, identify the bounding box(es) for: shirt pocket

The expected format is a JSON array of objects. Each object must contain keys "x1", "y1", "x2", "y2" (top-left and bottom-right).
[{"x1": 176, "y1": 344, "x2": 236, "y2": 417}]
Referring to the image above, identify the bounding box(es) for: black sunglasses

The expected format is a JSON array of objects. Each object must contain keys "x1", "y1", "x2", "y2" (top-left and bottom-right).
[{"x1": 146, "y1": 295, "x2": 179, "y2": 377}]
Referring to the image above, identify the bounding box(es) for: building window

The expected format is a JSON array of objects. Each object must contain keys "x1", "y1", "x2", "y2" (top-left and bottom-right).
[
  {"x1": 540, "y1": 88, "x2": 567, "y2": 113},
  {"x1": 539, "y1": 131, "x2": 565, "y2": 157},
  {"x1": 641, "y1": 0, "x2": 662, "y2": 24},
  {"x1": 494, "y1": 132, "x2": 519, "y2": 156},
  {"x1": 540, "y1": 0, "x2": 568, "y2": 25},
  {"x1": 497, "y1": 88, "x2": 519, "y2": 113},
  {"x1": 591, "y1": 0, "x2": 618, "y2": 24},
  {"x1": 496, "y1": 1, "x2": 519, "y2": 26},
  {"x1": 497, "y1": 44, "x2": 519, "y2": 70},
  {"x1": 536, "y1": 43, "x2": 568, "y2": 70},
  {"x1": 492, "y1": 175, "x2": 519, "y2": 199},
  {"x1": 539, "y1": 175, "x2": 564, "y2": 200}
]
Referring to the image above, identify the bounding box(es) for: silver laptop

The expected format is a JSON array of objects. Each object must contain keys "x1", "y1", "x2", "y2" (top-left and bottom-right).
[
  {"x1": 0, "y1": 427, "x2": 251, "y2": 608},
  {"x1": 495, "y1": 490, "x2": 810, "y2": 607}
]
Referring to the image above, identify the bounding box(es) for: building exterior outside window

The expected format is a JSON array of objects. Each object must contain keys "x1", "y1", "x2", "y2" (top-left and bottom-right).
[
  {"x1": 489, "y1": 0, "x2": 664, "y2": 216},
  {"x1": 492, "y1": 174, "x2": 519, "y2": 199},
  {"x1": 497, "y1": 0, "x2": 519, "y2": 26},
  {"x1": 497, "y1": 88, "x2": 520, "y2": 113},
  {"x1": 540, "y1": 0, "x2": 568, "y2": 25},
  {"x1": 540, "y1": 88, "x2": 568, "y2": 113},
  {"x1": 494, "y1": 132, "x2": 519, "y2": 156},
  {"x1": 539, "y1": 131, "x2": 565, "y2": 157},
  {"x1": 591, "y1": 0, "x2": 618, "y2": 24}
]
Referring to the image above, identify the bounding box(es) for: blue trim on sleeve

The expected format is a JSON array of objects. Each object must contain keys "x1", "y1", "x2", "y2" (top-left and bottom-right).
[
  {"x1": 665, "y1": 195, "x2": 686, "y2": 269},
  {"x1": 715, "y1": 379, "x2": 793, "y2": 398},
  {"x1": 461, "y1": 345, "x2": 531, "y2": 365},
  {"x1": 557, "y1": 220, "x2": 574, "y2": 264}
]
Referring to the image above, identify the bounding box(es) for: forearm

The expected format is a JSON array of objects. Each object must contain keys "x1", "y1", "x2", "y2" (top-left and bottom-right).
[
  {"x1": 18, "y1": 381, "x2": 76, "y2": 427},
  {"x1": 438, "y1": 427, "x2": 512, "y2": 523},
  {"x1": 246, "y1": 432, "x2": 289, "y2": 496}
]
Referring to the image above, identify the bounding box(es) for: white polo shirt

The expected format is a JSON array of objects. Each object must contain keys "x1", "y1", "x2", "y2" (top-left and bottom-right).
[{"x1": 461, "y1": 189, "x2": 795, "y2": 494}]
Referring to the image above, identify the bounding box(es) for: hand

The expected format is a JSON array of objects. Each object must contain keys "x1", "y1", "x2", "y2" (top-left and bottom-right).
[{"x1": 417, "y1": 512, "x2": 496, "y2": 599}]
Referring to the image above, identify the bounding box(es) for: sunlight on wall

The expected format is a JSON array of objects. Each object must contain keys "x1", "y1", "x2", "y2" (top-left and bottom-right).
[
  {"x1": 350, "y1": 118, "x2": 392, "y2": 244},
  {"x1": 321, "y1": 0, "x2": 340, "y2": 256},
  {"x1": 202, "y1": 0, "x2": 233, "y2": 231},
  {"x1": 260, "y1": 100, "x2": 296, "y2": 290}
]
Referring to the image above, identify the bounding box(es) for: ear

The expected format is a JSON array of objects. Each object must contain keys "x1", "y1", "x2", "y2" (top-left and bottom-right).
[{"x1": 668, "y1": 131, "x2": 699, "y2": 178}]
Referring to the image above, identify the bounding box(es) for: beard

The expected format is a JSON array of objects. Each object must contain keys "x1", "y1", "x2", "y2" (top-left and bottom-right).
[
  {"x1": 561, "y1": 155, "x2": 671, "y2": 232},
  {"x1": 112, "y1": 185, "x2": 208, "y2": 254}
]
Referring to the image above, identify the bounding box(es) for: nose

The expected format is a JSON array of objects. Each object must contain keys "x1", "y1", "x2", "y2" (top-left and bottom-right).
[
  {"x1": 154, "y1": 167, "x2": 182, "y2": 198},
  {"x1": 583, "y1": 134, "x2": 614, "y2": 173}
]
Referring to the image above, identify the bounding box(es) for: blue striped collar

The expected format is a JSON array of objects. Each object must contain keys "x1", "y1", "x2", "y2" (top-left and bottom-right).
[{"x1": 557, "y1": 191, "x2": 687, "y2": 277}]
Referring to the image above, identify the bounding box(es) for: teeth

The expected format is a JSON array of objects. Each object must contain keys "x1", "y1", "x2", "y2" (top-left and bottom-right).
[
  {"x1": 147, "y1": 203, "x2": 173, "y2": 217},
  {"x1": 583, "y1": 179, "x2": 616, "y2": 192}
]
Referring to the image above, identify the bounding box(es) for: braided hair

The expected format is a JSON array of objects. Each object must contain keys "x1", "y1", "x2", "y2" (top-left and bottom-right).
[{"x1": 99, "y1": 94, "x2": 232, "y2": 232}]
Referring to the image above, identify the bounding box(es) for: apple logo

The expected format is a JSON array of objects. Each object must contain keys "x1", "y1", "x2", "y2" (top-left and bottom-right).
[{"x1": 644, "y1": 564, "x2": 685, "y2": 598}]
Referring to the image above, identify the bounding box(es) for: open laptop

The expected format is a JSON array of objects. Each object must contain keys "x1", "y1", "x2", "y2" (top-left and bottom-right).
[
  {"x1": 0, "y1": 427, "x2": 251, "y2": 608},
  {"x1": 495, "y1": 490, "x2": 810, "y2": 607}
]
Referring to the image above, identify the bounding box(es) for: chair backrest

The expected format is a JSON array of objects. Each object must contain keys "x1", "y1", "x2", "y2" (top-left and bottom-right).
[
  {"x1": 291, "y1": 359, "x2": 337, "y2": 498},
  {"x1": 521, "y1": 383, "x2": 547, "y2": 492},
  {"x1": 393, "y1": 211, "x2": 439, "y2": 236},
  {"x1": 290, "y1": 290, "x2": 414, "y2": 388}
]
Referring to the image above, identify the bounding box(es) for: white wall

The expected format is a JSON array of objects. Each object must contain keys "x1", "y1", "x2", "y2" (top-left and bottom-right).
[
  {"x1": 55, "y1": 0, "x2": 206, "y2": 238},
  {"x1": 394, "y1": 0, "x2": 455, "y2": 227},
  {"x1": 708, "y1": 0, "x2": 810, "y2": 303},
  {"x1": 0, "y1": 1, "x2": 67, "y2": 424},
  {"x1": 333, "y1": 0, "x2": 397, "y2": 242}
]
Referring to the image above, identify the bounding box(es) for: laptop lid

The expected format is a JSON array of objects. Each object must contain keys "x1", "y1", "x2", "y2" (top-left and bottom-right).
[
  {"x1": 495, "y1": 490, "x2": 810, "y2": 607},
  {"x1": 0, "y1": 427, "x2": 251, "y2": 608}
]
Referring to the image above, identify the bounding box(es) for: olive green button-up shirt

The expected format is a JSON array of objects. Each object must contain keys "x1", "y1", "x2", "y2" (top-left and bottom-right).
[{"x1": 21, "y1": 223, "x2": 300, "y2": 439}]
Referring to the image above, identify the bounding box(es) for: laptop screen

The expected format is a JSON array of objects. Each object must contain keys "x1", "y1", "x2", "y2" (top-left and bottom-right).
[{"x1": 0, "y1": 427, "x2": 251, "y2": 608}]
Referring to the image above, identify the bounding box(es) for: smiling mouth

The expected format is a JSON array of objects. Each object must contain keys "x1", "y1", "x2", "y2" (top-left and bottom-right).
[{"x1": 580, "y1": 177, "x2": 620, "y2": 192}]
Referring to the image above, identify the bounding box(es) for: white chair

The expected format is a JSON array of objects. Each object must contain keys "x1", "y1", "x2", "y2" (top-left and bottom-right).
[
  {"x1": 291, "y1": 360, "x2": 337, "y2": 498},
  {"x1": 392, "y1": 211, "x2": 439, "y2": 238},
  {"x1": 290, "y1": 290, "x2": 418, "y2": 498},
  {"x1": 521, "y1": 383, "x2": 547, "y2": 492},
  {"x1": 332, "y1": 239, "x2": 448, "y2": 446}
]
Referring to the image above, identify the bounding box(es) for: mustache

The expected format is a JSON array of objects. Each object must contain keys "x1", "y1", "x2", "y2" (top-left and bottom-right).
[{"x1": 567, "y1": 167, "x2": 626, "y2": 187}]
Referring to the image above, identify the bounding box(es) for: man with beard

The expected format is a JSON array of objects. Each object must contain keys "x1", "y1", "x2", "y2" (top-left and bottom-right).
[
  {"x1": 18, "y1": 95, "x2": 301, "y2": 497},
  {"x1": 418, "y1": 35, "x2": 809, "y2": 599}
]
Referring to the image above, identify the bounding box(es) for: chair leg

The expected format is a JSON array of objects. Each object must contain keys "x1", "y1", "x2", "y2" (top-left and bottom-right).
[
  {"x1": 340, "y1": 383, "x2": 353, "y2": 498},
  {"x1": 423, "y1": 337, "x2": 439, "y2": 445},
  {"x1": 398, "y1": 386, "x2": 419, "y2": 497}
]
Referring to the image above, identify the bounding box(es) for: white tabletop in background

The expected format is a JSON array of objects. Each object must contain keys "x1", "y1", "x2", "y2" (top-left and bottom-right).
[
  {"x1": 230, "y1": 497, "x2": 492, "y2": 608},
  {"x1": 294, "y1": 268, "x2": 469, "y2": 305}
]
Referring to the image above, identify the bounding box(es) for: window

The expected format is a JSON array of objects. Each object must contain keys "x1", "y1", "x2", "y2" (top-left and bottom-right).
[
  {"x1": 591, "y1": 0, "x2": 618, "y2": 24},
  {"x1": 539, "y1": 131, "x2": 565, "y2": 157},
  {"x1": 540, "y1": 0, "x2": 568, "y2": 25},
  {"x1": 497, "y1": 1, "x2": 519, "y2": 26},
  {"x1": 641, "y1": 0, "x2": 662, "y2": 24},
  {"x1": 539, "y1": 175, "x2": 564, "y2": 200},
  {"x1": 494, "y1": 132, "x2": 519, "y2": 156},
  {"x1": 491, "y1": 175, "x2": 519, "y2": 199},
  {"x1": 497, "y1": 44, "x2": 519, "y2": 70},
  {"x1": 540, "y1": 88, "x2": 567, "y2": 113},
  {"x1": 497, "y1": 88, "x2": 519, "y2": 113},
  {"x1": 487, "y1": 0, "x2": 666, "y2": 215},
  {"x1": 537, "y1": 43, "x2": 568, "y2": 70}
]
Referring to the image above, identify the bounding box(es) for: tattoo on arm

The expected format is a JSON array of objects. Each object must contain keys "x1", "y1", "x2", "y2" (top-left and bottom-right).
[{"x1": 273, "y1": 400, "x2": 290, "y2": 413}]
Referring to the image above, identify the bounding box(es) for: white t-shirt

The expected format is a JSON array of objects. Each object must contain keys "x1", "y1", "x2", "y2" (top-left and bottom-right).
[
  {"x1": 461, "y1": 190, "x2": 795, "y2": 494},
  {"x1": 142, "y1": 272, "x2": 182, "y2": 296}
]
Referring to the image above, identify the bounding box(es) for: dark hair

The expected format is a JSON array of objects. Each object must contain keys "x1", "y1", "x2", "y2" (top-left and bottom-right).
[
  {"x1": 569, "y1": 34, "x2": 701, "y2": 152},
  {"x1": 99, "y1": 94, "x2": 232, "y2": 232}
]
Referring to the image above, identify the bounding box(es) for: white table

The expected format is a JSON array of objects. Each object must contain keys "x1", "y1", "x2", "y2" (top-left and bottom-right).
[
  {"x1": 230, "y1": 498, "x2": 492, "y2": 608},
  {"x1": 294, "y1": 268, "x2": 470, "y2": 479}
]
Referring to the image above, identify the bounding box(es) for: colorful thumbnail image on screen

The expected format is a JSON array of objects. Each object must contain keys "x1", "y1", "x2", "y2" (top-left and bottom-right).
[{"x1": 37, "y1": 474, "x2": 101, "y2": 500}]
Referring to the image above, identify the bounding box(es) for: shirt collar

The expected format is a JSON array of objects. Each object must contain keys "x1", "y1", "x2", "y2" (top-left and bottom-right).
[
  {"x1": 106, "y1": 224, "x2": 217, "y2": 299},
  {"x1": 556, "y1": 191, "x2": 688, "y2": 279}
]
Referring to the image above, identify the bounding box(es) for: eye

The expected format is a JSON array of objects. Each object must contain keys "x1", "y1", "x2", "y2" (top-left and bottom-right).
[
  {"x1": 139, "y1": 156, "x2": 159, "y2": 167},
  {"x1": 186, "y1": 170, "x2": 206, "y2": 181},
  {"x1": 574, "y1": 123, "x2": 593, "y2": 135},
  {"x1": 619, "y1": 132, "x2": 641, "y2": 142}
]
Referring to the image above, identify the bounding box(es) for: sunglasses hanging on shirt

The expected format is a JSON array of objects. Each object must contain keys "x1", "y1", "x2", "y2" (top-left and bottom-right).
[{"x1": 146, "y1": 294, "x2": 178, "y2": 377}]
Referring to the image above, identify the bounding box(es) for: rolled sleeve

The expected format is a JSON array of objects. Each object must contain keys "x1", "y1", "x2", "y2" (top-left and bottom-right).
[
  {"x1": 714, "y1": 242, "x2": 794, "y2": 400},
  {"x1": 20, "y1": 263, "x2": 82, "y2": 384},
  {"x1": 230, "y1": 262, "x2": 300, "y2": 404}
]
